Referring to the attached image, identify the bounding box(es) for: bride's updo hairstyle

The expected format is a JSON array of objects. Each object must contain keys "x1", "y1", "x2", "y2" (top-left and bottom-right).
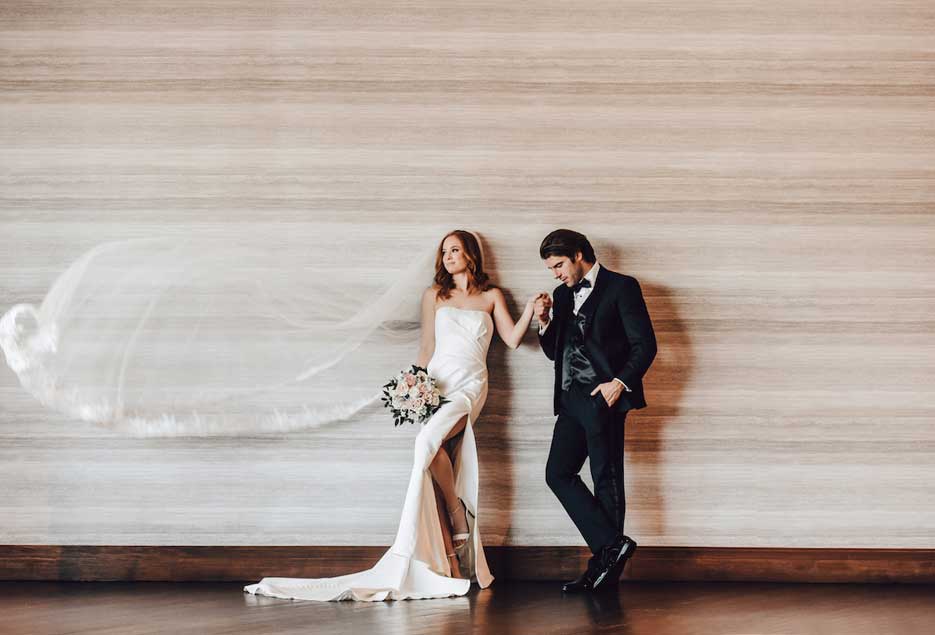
[{"x1": 434, "y1": 230, "x2": 493, "y2": 300}]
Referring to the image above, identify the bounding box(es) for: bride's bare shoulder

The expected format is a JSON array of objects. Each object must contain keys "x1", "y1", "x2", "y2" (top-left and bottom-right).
[
  {"x1": 422, "y1": 285, "x2": 440, "y2": 305},
  {"x1": 482, "y1": 286, "x2": 504, "y2": 299},
  {"x1": 482, "y1": 286, "x2": 506, "y2": 311}
]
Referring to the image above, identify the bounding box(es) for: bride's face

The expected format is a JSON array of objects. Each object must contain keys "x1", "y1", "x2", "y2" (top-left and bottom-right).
[{"x1": 441, "y1": 235, "x2": 469, "y2": 275}]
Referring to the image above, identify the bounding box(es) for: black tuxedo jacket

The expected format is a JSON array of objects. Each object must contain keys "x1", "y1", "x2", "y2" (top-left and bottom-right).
[{"x1": 539, "y1": 265, "x2": 657, "y2": 415}]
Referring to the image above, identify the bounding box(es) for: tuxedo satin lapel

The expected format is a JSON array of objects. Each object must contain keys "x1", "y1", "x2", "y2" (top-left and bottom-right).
[
  {"x1": 577, "y1": 266, "x2": 609, "y2": 336},
  {"x1": 556, "y1": 285, "x2": 574, "y2": 324},
  {"x1": 549, "y1": 285, "x2": 570, "y2": 348}
]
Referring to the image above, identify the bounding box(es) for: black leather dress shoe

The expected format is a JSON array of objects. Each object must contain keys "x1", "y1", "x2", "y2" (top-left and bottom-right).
[
  {"x1": 561, "y1": 568, "x2": 597, "y2": 593},
  {"x1": 591, "y1": 535, "x2": 638, "y2": 590}
]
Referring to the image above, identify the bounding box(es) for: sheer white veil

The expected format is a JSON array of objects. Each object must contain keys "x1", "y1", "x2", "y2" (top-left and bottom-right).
[{"x1": 0, "y1": 230, "x2": 455, "y2": 436}]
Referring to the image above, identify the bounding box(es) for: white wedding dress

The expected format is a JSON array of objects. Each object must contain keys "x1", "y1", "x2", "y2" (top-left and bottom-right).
[{"x1": 244, "y1": 306, "x2": 496, "y2": 601}]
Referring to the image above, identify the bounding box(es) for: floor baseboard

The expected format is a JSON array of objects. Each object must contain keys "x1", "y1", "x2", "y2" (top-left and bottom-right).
[{"x1": 3, "y1": 545, "x2": 934, "y2": 583}]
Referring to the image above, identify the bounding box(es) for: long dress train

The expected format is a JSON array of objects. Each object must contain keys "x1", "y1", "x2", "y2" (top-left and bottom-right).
[{"x1": 244, "y1": 306, "x2": 496, "y2": 600}]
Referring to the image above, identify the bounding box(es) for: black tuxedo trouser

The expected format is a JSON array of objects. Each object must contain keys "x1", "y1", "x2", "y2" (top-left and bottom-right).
[{"x1": 545, "y1": 382, "x2": 627, "y2": 555}]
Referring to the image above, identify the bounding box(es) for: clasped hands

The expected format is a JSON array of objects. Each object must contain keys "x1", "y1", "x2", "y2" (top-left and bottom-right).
[{"x1": 532, "y1": 293, "x2": 552, "y2": 324}]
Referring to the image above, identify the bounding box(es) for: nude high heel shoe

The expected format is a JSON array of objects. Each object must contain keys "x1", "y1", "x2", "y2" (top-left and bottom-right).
[
  {"x1": 448, "y1": 498, "x2": 470, "y2": 548},
  {"x1": 450, "y1": 497, "x2": 475, "y2": 579}
]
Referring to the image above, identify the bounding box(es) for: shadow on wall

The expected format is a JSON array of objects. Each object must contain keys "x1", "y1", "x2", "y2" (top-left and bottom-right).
[
  {"x1": 600, "y1": 242, "x2": 694, "y2": 545},
  {"x1": 458, "y1": 233, "x2": 694, "y2": 549},
  {"x1": 472, "y1": 232, "x2": 516, "y2": 546}
]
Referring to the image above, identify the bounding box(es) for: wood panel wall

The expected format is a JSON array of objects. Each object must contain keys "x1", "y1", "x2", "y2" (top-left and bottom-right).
[{"x1": 1, "y1": 1, "x2": 933, "y2": 552}]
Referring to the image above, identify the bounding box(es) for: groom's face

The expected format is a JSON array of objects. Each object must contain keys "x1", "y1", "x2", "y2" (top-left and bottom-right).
[{"x1": 545, "y1": 253, "x2": 587, "y2": 287}]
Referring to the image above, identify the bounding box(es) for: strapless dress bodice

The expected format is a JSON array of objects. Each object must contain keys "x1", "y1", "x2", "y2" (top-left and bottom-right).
[{"x1": 429, "y1": 306, "x2": 493, "y2": 365}]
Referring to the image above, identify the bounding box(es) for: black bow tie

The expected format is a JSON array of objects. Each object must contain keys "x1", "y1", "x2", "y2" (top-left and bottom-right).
[{"x1": 572, "y1": 278, "x2": 592, "y2": 293}]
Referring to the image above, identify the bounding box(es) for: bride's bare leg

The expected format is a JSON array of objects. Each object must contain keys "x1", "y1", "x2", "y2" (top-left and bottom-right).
[
  {"x1": 428, "y1": 415, "x2": 470, "y2": 545},
  {"x1": 433, "y1": 479, "x2": 462, "y2": 578}
]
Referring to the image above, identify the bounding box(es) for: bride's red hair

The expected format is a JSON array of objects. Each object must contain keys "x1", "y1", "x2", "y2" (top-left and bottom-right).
[{"x1": 434, "y1": 230, "x2": 492, "y2": 300}]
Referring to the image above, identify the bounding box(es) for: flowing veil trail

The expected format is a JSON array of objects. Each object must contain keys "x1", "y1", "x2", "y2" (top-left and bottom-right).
[
  {"x1": 2, "y1": 228, "x2": 501, "y2": 601},
  {"x1": 0, "y1": 232, "x2": 440, "y2": 436}
]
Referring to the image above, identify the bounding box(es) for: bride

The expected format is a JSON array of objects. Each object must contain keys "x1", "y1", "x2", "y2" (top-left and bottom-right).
[{"x1": 244, "y1": 229, "x2": 546, "y2": 601}]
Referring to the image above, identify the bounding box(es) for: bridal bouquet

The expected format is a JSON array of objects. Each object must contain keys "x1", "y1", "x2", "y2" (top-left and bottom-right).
[{"x1": 382, "y1": 365, "x2": 449, "y2": 426}]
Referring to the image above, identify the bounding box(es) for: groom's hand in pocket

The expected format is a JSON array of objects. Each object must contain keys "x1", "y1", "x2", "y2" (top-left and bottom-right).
[{"x1": 591, "y1": 381, "x2": 623, "y2": 408}]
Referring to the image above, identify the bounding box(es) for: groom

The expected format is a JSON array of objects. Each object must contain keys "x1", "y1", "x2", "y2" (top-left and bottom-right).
[{"x1": 535, "y1": 229, "x2": 657, "y2": 592}]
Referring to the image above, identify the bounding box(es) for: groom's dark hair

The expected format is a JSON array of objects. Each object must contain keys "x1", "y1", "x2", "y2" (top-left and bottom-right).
[{"x1": 539, "y1": 229, "x2": 596, "y2": 263}]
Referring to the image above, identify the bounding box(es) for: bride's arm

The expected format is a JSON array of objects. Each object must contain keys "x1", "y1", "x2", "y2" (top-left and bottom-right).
[
  {"x1": 415, "y1": 287, "x2": 436, "y2": 367},
  {"x1": 489, "y1": 288, "x2": 539, "y2": 350}
]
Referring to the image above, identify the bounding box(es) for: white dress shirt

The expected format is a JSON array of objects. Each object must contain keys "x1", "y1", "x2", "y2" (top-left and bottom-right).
[{"x1": 538, "y1": 261, "x2": 631, "y2": 393}]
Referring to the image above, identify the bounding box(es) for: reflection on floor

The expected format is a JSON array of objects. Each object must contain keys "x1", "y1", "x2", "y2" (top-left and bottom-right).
[{"x1": 4, "y1": 580, "x2": 934, "y2": 635}]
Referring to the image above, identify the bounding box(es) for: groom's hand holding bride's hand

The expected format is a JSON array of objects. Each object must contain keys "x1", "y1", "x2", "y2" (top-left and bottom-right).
[{"x1": 533, "y1": 293, "x2": 552, "y2": 325}]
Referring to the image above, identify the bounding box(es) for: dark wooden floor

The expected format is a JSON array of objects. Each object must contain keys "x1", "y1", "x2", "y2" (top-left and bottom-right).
[{"x1": 3, "y1": 581, "x2": 934, "y2": 635}]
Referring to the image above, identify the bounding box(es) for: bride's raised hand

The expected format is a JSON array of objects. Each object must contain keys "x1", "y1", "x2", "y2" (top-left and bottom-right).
[
  {"x1": 527, "y1": 292, "x2": 549, "y2": 311},
  {"x1": 531, "y1": 292, "x2": 551, "y2": 319}
]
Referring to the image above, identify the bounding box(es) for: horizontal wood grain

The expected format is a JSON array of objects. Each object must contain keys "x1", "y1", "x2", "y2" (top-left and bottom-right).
[
  {"x1": 1, "y1": 0, "x2": 933, "y2": 551},
  {"x1": 7, "y1": 581, "x2": 935, "y2": 635}
]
